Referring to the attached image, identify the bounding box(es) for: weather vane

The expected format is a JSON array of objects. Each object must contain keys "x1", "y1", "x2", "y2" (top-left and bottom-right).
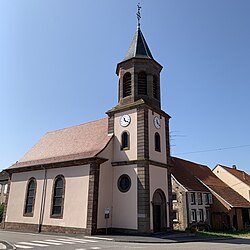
[{"x1": 136, "y1": 3, "x2": 141, "y2": 28}]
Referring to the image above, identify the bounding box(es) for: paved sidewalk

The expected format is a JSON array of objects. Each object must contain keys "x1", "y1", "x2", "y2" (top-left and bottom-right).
[{"x1": 85, "y1": 232, "x2": 228, "y2": 244}]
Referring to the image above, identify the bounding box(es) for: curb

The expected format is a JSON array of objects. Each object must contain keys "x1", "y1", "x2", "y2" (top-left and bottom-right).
[{"x1": 85, "y1": 235, "x2": 231, "y2": 244}]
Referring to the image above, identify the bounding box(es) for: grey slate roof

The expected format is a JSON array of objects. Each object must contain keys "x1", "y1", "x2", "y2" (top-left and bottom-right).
[{"x1": 123, "y1": 27, "x2": 153, "y2": 61}]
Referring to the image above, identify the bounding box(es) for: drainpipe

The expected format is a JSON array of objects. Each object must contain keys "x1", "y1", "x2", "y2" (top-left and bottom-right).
[
  {"x1": 38, "y1": 166, "x2": 47, "y2": 233},
  {"x1": 186, "y1": 192, "x2": 190, "y2": 229}
]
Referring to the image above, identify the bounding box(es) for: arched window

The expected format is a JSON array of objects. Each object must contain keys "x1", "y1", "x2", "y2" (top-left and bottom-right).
[
  {"x1": 123, "y1": 72, "x2": 132, "y2": 97},
  {"x1": 153, "y1": 75, "x2": 159, "y2": 100},
  {"x1": 155, "y1": 132, "x2": 161, "y2": 152},
  {"x1": 121, "y1": 131, "x2": 129, "y2": 150},
  {"x1": 51, "y1": 175, "x2": 65, "y2": 217},
  {"x1": 24, "y1": 178, "x2": 36, "y2": 216},
  {"x1": 138, "y1": 71, "x2": 147, "y2": 95}
]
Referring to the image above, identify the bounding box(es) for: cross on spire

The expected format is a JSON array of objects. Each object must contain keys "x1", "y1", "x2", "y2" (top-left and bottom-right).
[{"x1": 136, "y1": 3, "x2": 141, "y2": 28}]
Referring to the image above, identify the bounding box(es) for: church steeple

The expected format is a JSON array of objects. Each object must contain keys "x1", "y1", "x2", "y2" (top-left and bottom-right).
[
  {"x1": 116, "y1": 13, "x2": 163, "y2": 110},
  {"x1": 114, "y1": 4, "x2": 163, "y2": 110},
  {"x1": 106, "y1": 5, "x2": 172, "y2": 234}
]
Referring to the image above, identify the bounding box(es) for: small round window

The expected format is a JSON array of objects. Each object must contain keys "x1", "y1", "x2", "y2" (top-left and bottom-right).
[{"x1": 117, "y1": 174, "x2": 131, "y2": 193}]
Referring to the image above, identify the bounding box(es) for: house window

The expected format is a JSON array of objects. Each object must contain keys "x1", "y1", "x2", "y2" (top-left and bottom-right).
[
  {"x1": 173, "y1": 210, "x2": 178, "y2": 222},
  {"x1": 121, "y1": 131, "x2": 129, "y2": 150},
  {"x1": 153, "y1": 75, "x2": 159, "y2": 99},
  {"x1": 155, "y1": 132, "x2": 161, "y2": 152},
  {"x1": 199, "y1": 209, "x2": 204, "y2": 222},
  {"x1": 138, "y1": 71, "x2": 147, "y2": 95},
  {"x1": 204, "y1": 193, "x2": 209, "y2": 205},
  {"x1": 190, "y1": 192, "x2": 196, "y2": 205},
  {"x1": 3, "y1": 184, "x2": 8, "y2": 195},
  {"x1": 198, "y1": 192, "x2": 202, "y2": 205},
  {"x1": 51, "y1": 175, "x2": 65, "y2": 217},
  {"x1": 191, "y1": 209, "x2": 197, "y2": 222},
  {"x1": 0, "y1": 184, "x2": 2, "y2": 194},
  {"x1": 172, "y1": 193, "x2": 177, "y2": 202},
  {"x1": 24, "y1": 178, "x2": 36, "y2": 216},
  {"x1": 123, "y1": 72, "x2": 132, "y2": 97},
  {"x1": 208, "y1": 193, "x2": 213, "y2": 204}
]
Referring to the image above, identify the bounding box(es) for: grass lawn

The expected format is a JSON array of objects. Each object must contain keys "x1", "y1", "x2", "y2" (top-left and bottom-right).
[{"x1": 197, "y1": 230, "x2": 250, "y2": 238}]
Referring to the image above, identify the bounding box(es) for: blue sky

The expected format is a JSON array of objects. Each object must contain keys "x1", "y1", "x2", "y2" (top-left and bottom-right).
[{"x1": 0, "y1": 0, "x2": 250, "y2": 173}]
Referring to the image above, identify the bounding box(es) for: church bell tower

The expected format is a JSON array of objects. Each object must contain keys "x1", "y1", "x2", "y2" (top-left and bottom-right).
[{"x1": 107, "y1": 5, "x2": 172, "y2": 233}]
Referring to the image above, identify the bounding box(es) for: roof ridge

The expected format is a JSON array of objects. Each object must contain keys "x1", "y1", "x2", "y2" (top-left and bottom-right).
[{"x1": 172, "y1": 156, "x2": 209, "y2": 168}]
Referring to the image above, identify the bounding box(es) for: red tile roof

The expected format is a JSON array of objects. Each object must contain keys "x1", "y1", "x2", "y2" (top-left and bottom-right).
[
  {"x1": 217, "y1": 165, "x2": 250, "y2": 186},
  {"x1": 172, "y1": 157, "x2": 250, "y2": 208},
  {"x1": 9, "y1": 118, "x2": 112, "y2": 169},
  {"x1": 171, "y1": 157, "x2": 209, "y2": 192}
]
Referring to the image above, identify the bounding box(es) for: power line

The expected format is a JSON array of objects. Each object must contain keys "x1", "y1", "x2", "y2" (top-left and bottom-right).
[{"x1": 175, "y1": 144, "x2": 250, "y2": 156}]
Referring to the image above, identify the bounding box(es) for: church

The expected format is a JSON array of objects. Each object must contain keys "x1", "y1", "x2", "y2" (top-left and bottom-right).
[{"x1": 3, "y1": 11, "x2": 173, "y2": 235}]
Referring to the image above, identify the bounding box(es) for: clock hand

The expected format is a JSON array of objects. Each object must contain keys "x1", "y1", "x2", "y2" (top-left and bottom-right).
[{"x1": 124, "y1": 117, "x2": 128, "y2": 122}]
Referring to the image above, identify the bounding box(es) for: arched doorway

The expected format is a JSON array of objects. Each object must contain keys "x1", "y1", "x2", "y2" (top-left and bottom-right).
[{"x1": 152, "y1": 189, "x2": 167, "y2": 232}]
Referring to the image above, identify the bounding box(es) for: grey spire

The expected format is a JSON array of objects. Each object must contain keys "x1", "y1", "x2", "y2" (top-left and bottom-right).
[{"x1": 123, "y1": 27, "x2": 154, "y2": 61}]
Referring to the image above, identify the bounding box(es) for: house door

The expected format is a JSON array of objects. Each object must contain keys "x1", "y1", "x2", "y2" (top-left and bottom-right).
[{"x1": 152, "y1": 189, "x2": 167, "y2": 232}]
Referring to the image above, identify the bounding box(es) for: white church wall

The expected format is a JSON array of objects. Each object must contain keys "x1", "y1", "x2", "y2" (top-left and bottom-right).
[
  {"x1": 113, "y1": 109, "x2": 137, "y2": 162},
  {"x1": 148, "y1": 111, "x2": 167, "y2": 164},
  {"x1": 112, "y1": 165, "x2": 137, "y2": 229},
  {"x1": 42, "y1": 165, "x2": 90, "y2": 229},
  {"x1": 97, "y1": 139, "x2": 113, "y2": 229},
  {"x1": 6, "y1": 170, "x2": 44, "y2": 224},
  {"x1": 149, "y1": 165, "x2": 169, "y2": 229}
]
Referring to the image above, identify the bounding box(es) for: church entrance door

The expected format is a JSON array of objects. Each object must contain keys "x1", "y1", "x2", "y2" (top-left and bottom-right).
[{"x1": 152, "y1": 189, "x2": 167, "y2": 232}]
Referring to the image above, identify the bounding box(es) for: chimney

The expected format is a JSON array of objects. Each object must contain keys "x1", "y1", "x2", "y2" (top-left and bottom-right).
[{"x1": 232, "y1": 165, "x2": 237, "y2": 169}]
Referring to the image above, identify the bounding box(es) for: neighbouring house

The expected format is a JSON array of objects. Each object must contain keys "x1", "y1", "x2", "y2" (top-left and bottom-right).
[
  {"x1": 171, "y1": 157, "x2": 212, "y2": 231},
  {"x1": 0, "y1": 171, "x2": 9, "y2": 205},
  {"x1": 213, "y1": 164, "x2": 250, "y2": 202},
  {"x1": 0, "y1": 171, "x2": 9, "y2": 224},
  {"x1": 178, "y1": 158, "x2": 250, "y2": 231},
  {"x1": 3, "y1": 21, "x2": 173, "y2": 235}
]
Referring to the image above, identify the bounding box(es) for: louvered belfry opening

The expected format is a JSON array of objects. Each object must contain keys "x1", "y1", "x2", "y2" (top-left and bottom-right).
[
  {"x1": 116, "y1": 27, "x2": 163, "y2": 108},
  {"x1": 153, "y1": 75, "x2": 159, "y2": 100},
  {"x1": 138, "y1": 71, "x2": 147, "y2": 95},
  {"x1": 123, "y1": 72, "x2": 132, "y2": 97}
]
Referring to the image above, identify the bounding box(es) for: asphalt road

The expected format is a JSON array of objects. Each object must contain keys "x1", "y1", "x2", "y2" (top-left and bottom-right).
[{"x1": 0, "y1": 230, "x2": 250, "y2": 250}]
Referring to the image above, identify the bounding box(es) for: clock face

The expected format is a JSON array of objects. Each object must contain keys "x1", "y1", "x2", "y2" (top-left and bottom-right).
[
  {"x1": 154, "y1": 116, "x2": 161, "y2": 129},
  {"x1": 120, "y1": 114, "x2": 131, "y2": 127}
]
